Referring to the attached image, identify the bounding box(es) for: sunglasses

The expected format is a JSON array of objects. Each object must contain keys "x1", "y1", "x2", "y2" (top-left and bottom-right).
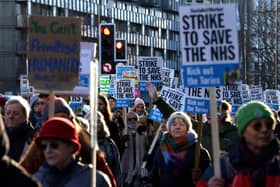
[
  {"x1": 39, "y1": 141, "x2": 61, "y2": 151},
  {"x1": 127, "y1": 117, "x2": 137, "y2": 121},
  {"x1": 252, "y1": 120, "x2": 273, "y2": 131}
]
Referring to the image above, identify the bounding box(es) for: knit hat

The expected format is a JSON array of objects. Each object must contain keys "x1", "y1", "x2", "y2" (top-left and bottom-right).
[
  {"x1": 29, "y1": 94, "x2": 39, "y2": 108},
  {"x1": 236, "y1": 101, "x2": 276, "y2": 135},
  {"x1": 166, "y1": 111, "x2": 193, "y2": 131},
  {"x1": 41, "y1": 97, "x2": 73, "y2": 122},
  {"x1": 54, "y1": 97, "x2": 71, "y2": 115},
  {"x1": 134, "y1": 97, "x2": 145, "y2": 106},
  {"x1": 35, "y1": 117, "x2": 81, "y2": 153}
]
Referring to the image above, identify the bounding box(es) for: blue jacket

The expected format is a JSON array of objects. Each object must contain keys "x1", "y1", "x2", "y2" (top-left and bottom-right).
[{"x1": 35, "y1": 159, "x2": 111, "y2": 187}]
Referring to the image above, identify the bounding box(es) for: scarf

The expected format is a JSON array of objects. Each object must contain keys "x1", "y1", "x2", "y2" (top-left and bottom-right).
[
  {"x1": 160, "y1": 131, "x2": 197, "y2": 173},
  {"x1": 121, "y1": 125, "x2": 146, "y2": 180}
]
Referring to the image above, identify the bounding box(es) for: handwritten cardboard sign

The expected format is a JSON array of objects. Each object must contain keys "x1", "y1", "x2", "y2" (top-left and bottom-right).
[{"x1": 27, "y1": 15, "x2": 81, "y2": 90}]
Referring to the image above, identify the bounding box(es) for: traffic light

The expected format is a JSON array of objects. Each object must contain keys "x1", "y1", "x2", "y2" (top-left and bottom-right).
[
  {"x1": 100, "y1": 23, "x2": 115, "y2": 74},
  {"x1": 115, "y1": 39, "x2": 127, "y2": 60}
]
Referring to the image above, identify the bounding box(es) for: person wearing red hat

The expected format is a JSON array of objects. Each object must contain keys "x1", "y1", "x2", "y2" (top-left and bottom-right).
[{"x1": 34, "y1": 117, "x2": 112, "y2": 187}]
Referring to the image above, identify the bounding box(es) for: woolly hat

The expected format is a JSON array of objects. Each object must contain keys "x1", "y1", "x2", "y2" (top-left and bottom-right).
[
  {"x1": 35, "y1": 117, "x2": 81, "y2": 153},
  {"x1": 54, "y1": 97, "x2": 71, "y2": 115},
  {"x1": 236, "y1": 101, "x2": 276, "y2": 135},
  {"x1": 29, "y1": 94, "x2": 39, "y2": 108},
  {"x1": 134, "y1": 97, "x2": 145, "y2": 106},
  {"x1": 166, "y1": 111, "x2": 193, "y2": 131},
  {"x1": 41, "y1": 97, "x2": 73, "y2": 122}
]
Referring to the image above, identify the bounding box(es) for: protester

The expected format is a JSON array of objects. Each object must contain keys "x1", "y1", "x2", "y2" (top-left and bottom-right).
[
  {"x1": 20, "y1": 96, "x2": 117, "y2": 187},
  {"x1": 108, "y1": 96, "x2": 125, "y2": 152},
  {"x1": 34, "y1": 117, "x2": 111, "y2": 187},
  {"x1": 0, "y1": 113, "x2": 41, "y2": 187},
  {"x1": 31, "y1": 94, "x2": 49, "y2": 130},
  {"x1": 132, "y1": 97, "x2": 156, "y2": 144},
  {"x1": 197, "y1": 100, "x2": 280, "y2": 187},
  {"x1": 121, "y1": 111, "x2": 148, "y2": 187},
  {"x1": 98, "y1": 94, "x2": 122, "y2": 153},
  {"x1": 144, "y1": 111, "x2": 210, "y2": 187},
  {"x1": 132, "y1": 98, "x2": 148, "y2": 120},
  {"x1": 4, "y1": 96, "x2": 36, "y2": 161},
  {"x1": 201, "y1": 100, "x2": 238, "y2": 157},
  {"x1": 29, "y1": 94, "x2": 40, "y2": 130},
  {"x1": 97, "y1": 111, "x2": 122, "y2": 187}
]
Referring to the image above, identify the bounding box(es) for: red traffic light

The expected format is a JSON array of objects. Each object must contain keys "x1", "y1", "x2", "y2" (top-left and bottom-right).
[
  {"x1": 116, "y1": 40, "x2": 124, "y2": 50},
  {"x1": 115, "y1": 39, "x2": 126, "y2": 60}
]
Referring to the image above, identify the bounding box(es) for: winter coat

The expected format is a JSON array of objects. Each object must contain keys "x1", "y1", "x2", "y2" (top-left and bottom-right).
[
  {"x1": 196, "y1": 138, "x2": 280, "y2": 187},
  {"x1": 99, "y1": 137, "x2": 122, "y2": 187},
  {"x1": 146, "y1": 133, "x2": 210, "y2": 187},
  {"x1": 121, "y1": 125, "x2": 147, "y2": 186},
  {"x1": 0, "y1": 118, "x2": 41, "y2": 187},
  {"x1": 201, "y1": 121, "x2": 238, "y2": 157},
  {"x1": 106, "y1": 120, "x2": 122, "y2": 153},
  {"x1": 6, "y1": 121, "x2": 36, "y2": 161},
  {"x1": 34, "y1": 159, "x2": 112, "y2": 187}
]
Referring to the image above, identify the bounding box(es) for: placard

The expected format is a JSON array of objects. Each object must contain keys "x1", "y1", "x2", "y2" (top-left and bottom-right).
[
  {"x1": 115, "y1": 79, "x2": 135, "y2": 108},
  {"x1": 27, "y1": 15, "x2": 81, "y2": 90},
  {"x1": 138, "y1": 57, "x2": 163, "y2": 91},
  {"x1": 179, "y1": 4, "x2": 239, "y2": 87},
  {"x1": 160, "y1": 86, "x2": 185, "y2": 111}
]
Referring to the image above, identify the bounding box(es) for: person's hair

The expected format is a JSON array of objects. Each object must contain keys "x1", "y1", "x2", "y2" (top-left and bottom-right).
[
  {"x1": 5, "y1": 96, "x2": 31, "y2": 120},
  {"x1": 107, "y1": 96, "x2": 116, "y2": 102},
  {"x1": 97, "y1": 111, "x2": 110, "y2": 138},
  {"x1": 98, "y1": 94, "x2": 113, "y2": 122},
  {"x1": 219, "y1": 100, "x2": 232, "y2": 123},
  {"x1": 220, "y1": 100, "x2": 231, "y2": 113},
  {"x1": 38, "y1": 94, "x2": 49, "y2": 99}
]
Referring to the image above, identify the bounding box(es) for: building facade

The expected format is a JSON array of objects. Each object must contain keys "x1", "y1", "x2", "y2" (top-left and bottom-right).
[{"x1": 0, "y1": 0, "x2": 240, "y2": 94}]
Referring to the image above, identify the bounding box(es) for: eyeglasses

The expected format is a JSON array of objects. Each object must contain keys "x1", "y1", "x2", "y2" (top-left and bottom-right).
[
  {"x1": 252, "y1": 120, "x2": 273, "y2": 131},
  {"x1": 39, "y1": 141, "x2": 61, "y2": 151},
  {"x1": 127, "y1": 117, "x2": 137, "y2": 121}
]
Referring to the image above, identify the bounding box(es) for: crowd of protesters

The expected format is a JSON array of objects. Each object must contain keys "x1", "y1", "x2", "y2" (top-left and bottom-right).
[{"x1": 0, "y1": 81, "x2": 279, "y2": 187}]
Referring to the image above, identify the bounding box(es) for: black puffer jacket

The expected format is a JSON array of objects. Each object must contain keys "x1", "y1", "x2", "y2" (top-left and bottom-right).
[
  {"x1": 6, "y1": 121, "x2": 36, "y2": 161},
  {"x1": 0, "y1": 119, "x2": 41, "y2": 187}
]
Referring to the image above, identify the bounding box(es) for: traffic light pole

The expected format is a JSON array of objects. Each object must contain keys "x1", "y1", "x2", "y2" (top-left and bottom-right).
[{"x1": 275, "y1": 1, "x2": 278, "y2": 89}]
